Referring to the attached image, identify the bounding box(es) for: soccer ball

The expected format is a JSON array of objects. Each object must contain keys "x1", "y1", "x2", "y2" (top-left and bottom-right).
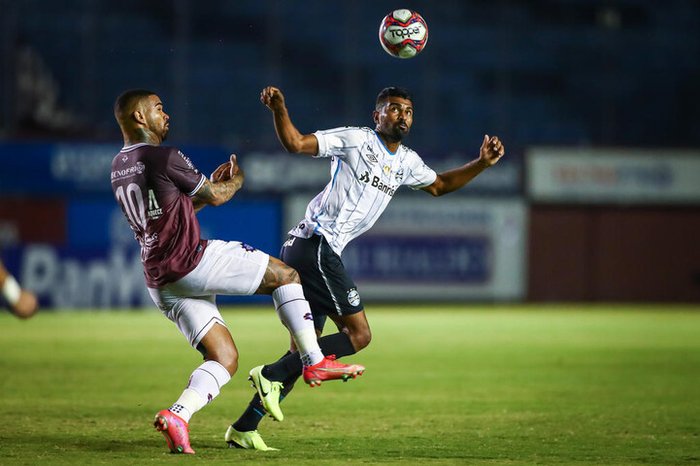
[{"x1": 378, "y1": 9, "x2": 429, "y2": 59}]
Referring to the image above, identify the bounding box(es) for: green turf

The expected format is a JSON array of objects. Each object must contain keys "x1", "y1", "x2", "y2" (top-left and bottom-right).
[{"x1": 1, "y1": 304, "x2": 699, "y2": 465}]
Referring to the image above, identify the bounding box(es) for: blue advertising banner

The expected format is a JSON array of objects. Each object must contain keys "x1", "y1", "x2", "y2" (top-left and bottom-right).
[
  {"x1": 343, "y1": 236, "x2": 490, "y2": 283},
  {"x1": 3, "y1": 199, "x2": 282, "y2": 309},
  {"x1": 0, "y1": 142, "x2": 230, "y2": 195}
]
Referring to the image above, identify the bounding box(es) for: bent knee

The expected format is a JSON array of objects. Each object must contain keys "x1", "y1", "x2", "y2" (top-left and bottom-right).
[
  {"x1": 357, "y1": 330, "x2": 372, "y2": 350},
  {"x1": 210, "y1": 347, "x2": 239, "y2": 376},
  {"x1": 348, "y1": 327, "x2": 372, "y2": 351}
]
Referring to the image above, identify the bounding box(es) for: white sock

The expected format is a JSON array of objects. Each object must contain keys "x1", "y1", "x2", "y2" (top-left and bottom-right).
[
  {"x1": 169, "y1": 360, "x2": 231, "y2": 423},
  {"x1": 1, "y1": 275, "x2": 21, "y2": 305},
  {"x1": 169, "y1": 388, "x2": 204, "y2": 423},
  {"x1": 273, "y1": 283, "x2": 324, "y2": 366}
]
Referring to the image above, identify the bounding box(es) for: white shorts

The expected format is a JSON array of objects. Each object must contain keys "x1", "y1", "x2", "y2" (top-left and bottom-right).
[{"x1": 148, "y1": 239, "x2": 270, "y2": 348}]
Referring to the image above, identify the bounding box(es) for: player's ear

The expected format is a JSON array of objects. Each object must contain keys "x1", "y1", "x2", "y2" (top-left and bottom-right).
[
  {"x1": 372, "y1": 110, "x2": 380, "y2": 125},
  {"x1": 132, "y1": 109, "x2": 146, "y2": 125},
  {"x1": 131, "y1": 98, "x2": 149, "y2": 125}
]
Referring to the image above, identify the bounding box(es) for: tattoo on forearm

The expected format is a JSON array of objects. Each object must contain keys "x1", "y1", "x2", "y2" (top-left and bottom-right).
[
  {"x1": 195, "y1": 182, "x2": 214, "y2": 202},
  {"x1": 213, "y1": 176, "x2": 244, "y2": 200},
  {"x1": 193, "y1": 176, "x2": 244, "y2": 206}
]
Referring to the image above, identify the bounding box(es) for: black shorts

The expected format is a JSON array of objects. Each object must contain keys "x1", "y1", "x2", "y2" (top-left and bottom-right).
[{"x1": 280, "y1": 234, "x2": 364, "y2": 332}]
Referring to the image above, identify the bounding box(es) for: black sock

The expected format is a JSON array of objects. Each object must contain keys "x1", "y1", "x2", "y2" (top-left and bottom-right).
[
  {"x1": 262, "y1": 332, "x2": 357, "y2": 381},
  {"x1": 232, "y1": 393, "x2": 266, "y2": 432},
  {"x1": 279, "y1": 371, "x2": 300, "y2": 400},
  {"x1": 235, "y1": 333, "x2": 358, "y2": 431},
  {"x1": 318, "y1": 332, "x2": 357, "y2": 359},
  {"x1": 233, "y1": 351, "x2": 293, "y2": 432},
  {"x1": 232, "y1": 371, "x2": 301, "y2": 432},
  {"x1": 233, "y1": 350, "x2": 303, "y2": 433}
]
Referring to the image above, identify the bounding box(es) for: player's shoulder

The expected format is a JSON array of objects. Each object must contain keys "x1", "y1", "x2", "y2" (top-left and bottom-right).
[
  {"x1": 398, "y1": 142, "x2": 420, "y2": 158},
  {"x1": 344, "y1": 126, "x2": 376, "y2": 142},
  {"x1": 168, "y1": 147, "x2": 200, "y2": 172},
  {"x1": 154, "y1": 145, "x2": 181, "y2": 156},
  {"x1": 316, "y1": 126, "x2": 373, "y2": 149},
  {"x1": 319, "y1": 125, "x2": 367, "y2": 136},
  {"x1": 356, "y1": 126, "x2": 379, "y2": 139},
  {"x1": 148, "y1": 145, "x2": 190, "y2": 162},
  {"x1": 146, "y1": 145, "x2": 183, "y2": 168},
  {"x1": 126, "y1": 144, "x2": 194, "y2": 169},
  {"x1": 118, "y1": 143, "x2": 173, "y2": 158}
]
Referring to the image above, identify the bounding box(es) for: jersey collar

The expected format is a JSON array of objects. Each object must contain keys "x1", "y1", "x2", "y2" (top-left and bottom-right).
[
  {"x1": 120, "y1": 142, "x2": 152, "y2": 152},
  {"x1": 373, "y1": 130, "x2": 398, "y2": 156}
]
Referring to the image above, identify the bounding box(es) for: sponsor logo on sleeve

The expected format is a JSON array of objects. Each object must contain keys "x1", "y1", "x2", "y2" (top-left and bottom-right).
[{"x1": 178, "y1": 151, "x2": 199, "y2": 174}]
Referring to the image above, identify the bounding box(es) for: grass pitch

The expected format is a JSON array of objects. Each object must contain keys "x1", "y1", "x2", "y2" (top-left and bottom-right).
[{"x1": 1, "y1": 304, "x2": 699, "y2": 465}]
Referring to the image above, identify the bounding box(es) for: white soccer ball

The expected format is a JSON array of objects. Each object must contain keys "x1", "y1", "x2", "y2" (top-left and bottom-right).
[{"x1": 378, "y1": 9, "x2": 429, "y2": 59}]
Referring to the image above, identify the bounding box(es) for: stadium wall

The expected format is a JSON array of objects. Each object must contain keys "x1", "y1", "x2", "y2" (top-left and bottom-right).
[{"x1": 528, "y1": 205, "x2": 700, "y2": 302}]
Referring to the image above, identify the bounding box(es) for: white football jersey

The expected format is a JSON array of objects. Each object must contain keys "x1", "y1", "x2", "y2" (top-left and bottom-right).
[{"x1": 289, "y1": 126, "x2": 437, "y2": 255}]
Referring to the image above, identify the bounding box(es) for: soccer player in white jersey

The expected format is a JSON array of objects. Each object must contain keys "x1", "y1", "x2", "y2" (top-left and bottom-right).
[
  {"x1": 225, "y1": 86, "x2": 505, "y2": 450},
  {"x1": 110, "y1": 89, "x2": 364, "y2": 455},
  {"x1": 1, "y1": 259, "x2": 38, "y2": 319}
]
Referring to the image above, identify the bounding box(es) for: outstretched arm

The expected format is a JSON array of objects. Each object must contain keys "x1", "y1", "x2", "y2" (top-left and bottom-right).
[
  {"x1": 260, "y1": 86, "x2": 319, "y2": 156},
  {"x1": 421, "y1": 135, "x2": 505, "y2": 197},
  {"x1": 192, "y1": 154, "x2": 245, "y2": 211}
]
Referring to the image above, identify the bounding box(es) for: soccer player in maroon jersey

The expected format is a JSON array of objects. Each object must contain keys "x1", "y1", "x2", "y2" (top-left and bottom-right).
[
  {"x1": 1, "y1": 259, "x2": 38, "y2": 319},
  {"x1": 111, "y1": 89, "x2": 364, "y2": 454}
]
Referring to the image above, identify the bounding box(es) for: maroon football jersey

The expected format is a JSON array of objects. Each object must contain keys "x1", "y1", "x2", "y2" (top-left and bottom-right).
[{"x1": 111, "y1": 143, "x2": 208, "y2": 287}]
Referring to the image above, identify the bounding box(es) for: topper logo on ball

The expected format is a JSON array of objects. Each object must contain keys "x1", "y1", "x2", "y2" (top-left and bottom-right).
[{"x1": 389, "y1": 26, "x2": 422, "y2": 39}]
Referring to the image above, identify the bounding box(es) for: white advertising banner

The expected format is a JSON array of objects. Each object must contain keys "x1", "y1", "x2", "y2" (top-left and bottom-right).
[
  {"x1": 285, "y1": 195, "x2": 527, "y2": 301},
  {"x1": 527, "y1": 148, "x2": 700, "y2": 204}
]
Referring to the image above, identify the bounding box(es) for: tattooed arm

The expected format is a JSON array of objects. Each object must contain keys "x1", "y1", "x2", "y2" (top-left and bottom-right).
[{"x1": 192, "y1": 155, "x2": 245, "y2": 211}]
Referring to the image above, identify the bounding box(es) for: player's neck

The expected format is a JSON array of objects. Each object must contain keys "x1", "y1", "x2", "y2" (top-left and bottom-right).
[
  {"x1": 124, "y1": 128, "x2": 162, "y2": 147},
  {"x1": 377, "y1": 131, "x2": 401, "y2": 153}
]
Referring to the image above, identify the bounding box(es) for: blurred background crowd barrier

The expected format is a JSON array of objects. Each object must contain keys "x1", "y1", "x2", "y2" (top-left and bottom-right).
[{"x1": 1, "y1": 1, "x2": 698, "y2": 308}]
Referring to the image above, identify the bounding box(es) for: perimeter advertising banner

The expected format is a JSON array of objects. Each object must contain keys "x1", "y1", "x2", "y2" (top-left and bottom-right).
[
  {"x1": 527, "y1": 148, "x2": 700, "y2": 204},
  {"x1": 0, "y1": 142, "x2": 229, "y2": 195},
  {"x1": 2, "y1": 199, "x2": 281, "y2": 309},
  {"x1": 285, "y1": 195, "x2": 527, "y2": 301}
]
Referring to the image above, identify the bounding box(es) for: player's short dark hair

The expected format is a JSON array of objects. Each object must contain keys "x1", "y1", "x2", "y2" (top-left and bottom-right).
[
  {"x1": 114, "y1": 89, "x2": 156, "y2": 120},
  {"x1": 375, "y1": 87, "x2": 413, "y2": 109}
]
